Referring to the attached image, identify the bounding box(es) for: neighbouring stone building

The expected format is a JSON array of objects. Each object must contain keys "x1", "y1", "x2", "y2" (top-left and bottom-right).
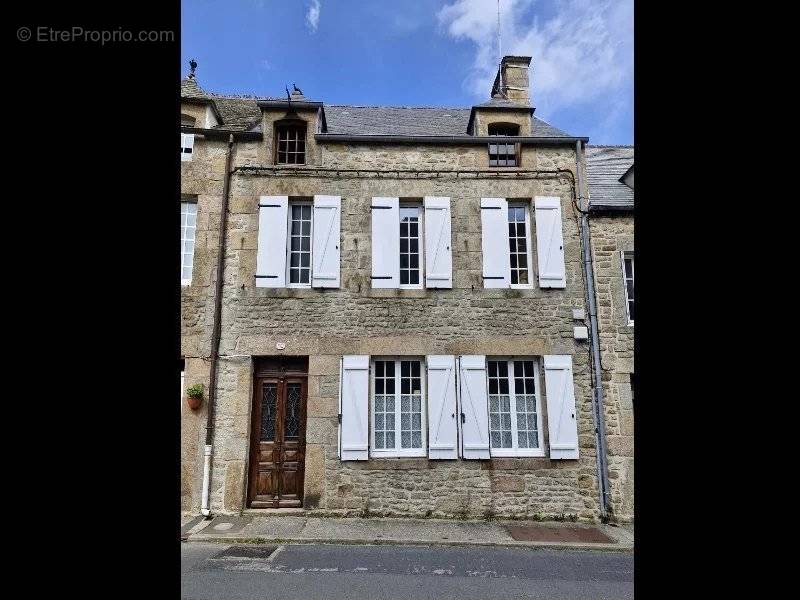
[
  {"x1": 586, "y1": 145, "x2": 635, "y2": 521},
  {"x1": 181, "y1": 56, "x2": 633, "y2": 523}
]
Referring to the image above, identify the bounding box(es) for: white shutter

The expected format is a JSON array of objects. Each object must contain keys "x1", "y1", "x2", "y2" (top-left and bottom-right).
[
  {"x1": 426, "y1": 355, "x2": 458, "y2": 459},
  {"x1": 339, "y1": 355, "x2": 370, "y2": 461},
  {"x1": 255, "y1": 196, "x2": 288, "y2": 288},
  {"x1": 370, "y1": 197, "x2": 399, "y2": 288},
  {"x1": 457, "y1": 355, "x2": 490, "y2": 459},
  {"x1": 534, "y1": 197, "x2": 566, "y2": 288},
  {"x1": 543, "y1": 355, "x2": 579, "y2": 459},
  {"x1": 181, "y1": 133, "x2": 194, "y2": 162},
  {"x1": 480, "y1": 197, "x2": 510, "y2": 288},
  {"x1": 423, "y1": 197, "x2": 452, "y2": 288},
  {"x1": 312, "y1": 195, "x2": 341, "y2": 288}
]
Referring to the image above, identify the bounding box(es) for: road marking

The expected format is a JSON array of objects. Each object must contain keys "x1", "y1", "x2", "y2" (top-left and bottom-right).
[{"x1": 266, "y1": 545, "x2": 285, "y2": 563}]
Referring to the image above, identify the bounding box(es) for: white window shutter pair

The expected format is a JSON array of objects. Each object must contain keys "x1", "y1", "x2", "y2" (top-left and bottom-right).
[
  {"x1": 456, "y1": 355, "x2": 578, "y2": 460},
  {"x1": 255, "y1": 195, "x2": 341, "y2": 288},
  {"x1": 370, "y1": 197, "x2": 452, "y2": 288},
  {"x1": 480, "y1": 196, "x2": 566, "y2": 288},
  {"x1": 338, "y1": 355, "x2": 459, "y2": 461}
]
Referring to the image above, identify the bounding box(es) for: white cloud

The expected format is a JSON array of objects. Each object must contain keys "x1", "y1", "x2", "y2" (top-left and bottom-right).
[
  {"x1": 437, "y1": 0, "x2": 633, "y2": 120},
  {"x1": 306, "y1": 0, "x2": 321, "y2": 33}
]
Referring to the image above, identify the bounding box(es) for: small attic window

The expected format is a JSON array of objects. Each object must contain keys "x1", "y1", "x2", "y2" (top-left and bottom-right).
[
  {"x1": 181, "y1": 114, "x2": 196, "y2": 127},
  {"x1": 276, "y1": 120, "x2": 307, "y2": 165},
  {"x1": 488, "y1": 123, "x2": 519, "y2": 167}
]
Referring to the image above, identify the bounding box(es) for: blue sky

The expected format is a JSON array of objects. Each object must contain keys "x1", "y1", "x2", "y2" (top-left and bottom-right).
[{"x1": 181, "y1": 0, "x2": 632, "y2": 144}]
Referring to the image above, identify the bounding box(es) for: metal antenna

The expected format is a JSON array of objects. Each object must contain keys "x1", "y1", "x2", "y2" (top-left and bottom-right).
[{"x1": 497, "y1": 0, "x2": 505, "y2": 96}]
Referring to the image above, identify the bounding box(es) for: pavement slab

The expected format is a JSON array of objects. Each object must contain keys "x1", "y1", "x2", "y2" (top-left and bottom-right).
[{"x1": 187, "y1": 515, "x2": 633, "y2": 551}]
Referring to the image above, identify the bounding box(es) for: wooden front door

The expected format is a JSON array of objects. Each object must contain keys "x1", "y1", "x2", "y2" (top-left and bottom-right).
[{"x1": 248, "y1": 374, "x2": 307, "y2": 508}]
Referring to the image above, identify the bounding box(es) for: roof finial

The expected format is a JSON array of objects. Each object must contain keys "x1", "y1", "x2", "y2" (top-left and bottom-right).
[{"x1": 188, "y1": 58, "x2": 197, "y2": 79}]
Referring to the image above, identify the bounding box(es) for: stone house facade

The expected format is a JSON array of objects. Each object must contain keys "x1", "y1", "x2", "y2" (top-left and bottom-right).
[
  {"x1": 586, "y1": 146, "x2": 635, "y2": 521},
  {"x1": 181, "y1": 56, "x2": 632, "y2": 522}
]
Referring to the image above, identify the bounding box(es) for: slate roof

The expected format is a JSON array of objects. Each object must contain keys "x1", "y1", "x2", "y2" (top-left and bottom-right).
[
  {"x1": 180, "y1": 78, "x2": 577, "y2": 138},
  {"x1": 586, "y1": 145, "x2": 634, "y2": 211},
  {"x1": 323, "y1": 105, "x2": 574, "y2": 138}
]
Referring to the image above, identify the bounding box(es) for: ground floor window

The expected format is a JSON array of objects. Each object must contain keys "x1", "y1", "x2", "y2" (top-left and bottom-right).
[
  {"x1": 371, "y1": 358, "x2": 426, "y2": 457},
  {"x1": 487, "y1": 358, "x2": 544, "y2": 457}
]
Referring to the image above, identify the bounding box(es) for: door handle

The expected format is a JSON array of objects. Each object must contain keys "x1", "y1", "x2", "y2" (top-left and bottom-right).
[{"x1": 460, "y1": 413, "x2": 465, "y2": 424}]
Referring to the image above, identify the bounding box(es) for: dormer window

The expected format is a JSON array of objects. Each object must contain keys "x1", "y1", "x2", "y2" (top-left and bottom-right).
[
  {"x1": 488, "y1": 123, "x2": 519, "y2": 167},
  {"x1": 276, "y1": 120, "x2": 307, "y2": 165},
  {"x1": 181, "y1": 114, "x2": 196, "y2": 127}
]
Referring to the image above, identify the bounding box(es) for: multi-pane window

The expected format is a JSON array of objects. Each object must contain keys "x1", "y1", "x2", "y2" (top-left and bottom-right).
[
  {"x1": 622, "y1": 252, "x2": 634, "y2": 325},
  {"x1": 181, "y1": 202, "x2": 197, "y2": 285},
  {"x1": 287, "y1": 202, "x2": 312, "y2": 286},
  {"x1": 180, "y1": 133, "x2": 194, "y2": 162},
  {"x1": 399, "y1": 205, "x2": 422, "y2": 287},
  {"x1": 276, "y1": 122, "x2": 307, "y2": 165},
  {"x1": 508, "y1": 203, "x2": 532, "y2": 286},
  {"x1": 487, "y1": 359, "x2": 543, "y2": 456},
  {"x1": 488, "y1": 123, "x2": 519, "y2": 167},
  {"x1": 372, "y1": 359, "x2": 425, "y2": 456}
]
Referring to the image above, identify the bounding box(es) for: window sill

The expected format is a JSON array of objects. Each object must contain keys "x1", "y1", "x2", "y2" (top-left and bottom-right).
[
  {"x1": 490, "y1": 450, "x2": 546, "y2": 458},
  {"x1": 369, "y1": 450, "x2": 427, "y2": 459}
]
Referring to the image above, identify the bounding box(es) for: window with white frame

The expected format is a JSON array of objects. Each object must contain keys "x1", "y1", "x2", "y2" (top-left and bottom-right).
[
  {"x1": 622, "y1": 252, "x2": 634, "y2": 325},
  {"x1": 371, "y1": 358, "x2": 426, "y2": 457},
  {"x1": 508, "y1": 202, "x2": 533, "y2": 286},
  {"x1": 287, "y1": 201, "x2": 312, "y2": 286},
  {"x1": 399, "y1": 204, "x2": 423, "y2": 288},
  {"x1": 181, "y1": 201, "x2": 197, "y2": 285},
  {"x1": 180, "y1": 133, "x2": 194, "y2": 162},
  {"x1": 487, "y1": 358, "x2": 544, "y2": 456}
]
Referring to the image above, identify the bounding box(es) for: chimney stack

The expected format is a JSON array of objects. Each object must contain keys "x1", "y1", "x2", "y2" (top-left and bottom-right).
[{"x1": 491, "y1": 55, "x2": 532, "y2": 105}]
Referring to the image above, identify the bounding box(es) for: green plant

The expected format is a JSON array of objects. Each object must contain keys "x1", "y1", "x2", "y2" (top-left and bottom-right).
[{"x1": 186, "y1": 383, "x2": 204, "y2": 399}]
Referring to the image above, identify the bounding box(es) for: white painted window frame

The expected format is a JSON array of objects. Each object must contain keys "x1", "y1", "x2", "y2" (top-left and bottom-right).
[
  {"x1": 486, "y1": 357, "x2": 545, "y2": 458},
  {"x1": 180, "y1": 133, "x2": 194, "y2": 162},
  {"x1": 180, "y1": 201, "x2": 197, "y2": 286},
  {"x1": 370, "y1": 356, "x2": 428, "y2": 458},
  {"x1": 621, "y1": 251, "x2": 634, "y2": 326},
  {"x1": 399, "y1": 202, "x2": 424, "y2": 290},
  {"x1": 285, "y1": 200, "x2": 314, "y2": 289},
  {"x1": 507, "y1": 201, "x2": 534, "y2": 289}
]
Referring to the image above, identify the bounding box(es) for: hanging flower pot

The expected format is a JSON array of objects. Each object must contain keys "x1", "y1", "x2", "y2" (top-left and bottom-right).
[{"x1": 186, "y1": 383, "x2": 204, "y2": 410}]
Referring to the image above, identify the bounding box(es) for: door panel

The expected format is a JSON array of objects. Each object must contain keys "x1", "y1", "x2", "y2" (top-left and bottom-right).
[{"x1": 248, "y1": 375, "x2": 307, "y2": 508}]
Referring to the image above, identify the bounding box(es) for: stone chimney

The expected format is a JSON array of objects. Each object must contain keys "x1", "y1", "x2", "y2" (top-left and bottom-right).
[{"x1": 491, "y1": 55, "x2": 532, "y2": 105}]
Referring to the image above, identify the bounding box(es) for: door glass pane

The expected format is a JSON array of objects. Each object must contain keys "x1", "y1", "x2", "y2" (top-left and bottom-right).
[
  {"x1": 260, "y1": 383, "x2": 277, "y2": 441},
  {"x1": 284, "y1": 383, "x2": 301, "y2": 440}
]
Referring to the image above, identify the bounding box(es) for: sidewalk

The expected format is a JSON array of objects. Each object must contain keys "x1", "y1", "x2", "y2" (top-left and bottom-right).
[{"x1": 182, "y1": 514, "x2": 633, "y2": 552}]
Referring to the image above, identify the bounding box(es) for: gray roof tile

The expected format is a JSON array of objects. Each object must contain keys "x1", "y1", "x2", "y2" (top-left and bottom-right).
[{"x1": 586, "y1": 145, "x2": 634, "y2": 210}]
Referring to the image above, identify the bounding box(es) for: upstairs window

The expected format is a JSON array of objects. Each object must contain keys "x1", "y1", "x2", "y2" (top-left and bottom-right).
[
  {"x1": 180, "y1": 201, "x2": 197, "y2": 285},
  {"x1": 180, "y1": 133, "x2": 194, "y2": 162},
  {"x1": 488, "y1": 123, "x2": 519, "y2": 167},
  {"x1": 622, "y1": 252, "x2": 634, "y2": 325},
  {"x1": 508, "y1": 202, "x2": 532, "y2": 287},
  {"x1": 276, "y1": 121, "x2": 307, "y2": 165},
  {"x1": 287, "y1": 201, "x2": 313, "y2": 286},
  {"x1": 399, "y1": 204, "x2": 423, "y2": 288}
]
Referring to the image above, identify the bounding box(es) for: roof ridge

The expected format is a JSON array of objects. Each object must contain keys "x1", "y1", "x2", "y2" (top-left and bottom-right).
[
  {"x1": 587, "y1": 144, "x2": 634, "y2": 148},
  {"x1": 327, "y1": 104, "x2": 470, "y2": 110}
]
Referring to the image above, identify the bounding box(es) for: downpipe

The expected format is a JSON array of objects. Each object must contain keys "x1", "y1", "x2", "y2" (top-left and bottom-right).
[
  {"x1": 575, "y1": 140, "x2": 613, "y2": 522},
  {"x1": 200, "y1": 444, "x2": 212, "y2": 516},
  {"x1": 199, "y1": 134, "x2": 235, "y2": 519}
]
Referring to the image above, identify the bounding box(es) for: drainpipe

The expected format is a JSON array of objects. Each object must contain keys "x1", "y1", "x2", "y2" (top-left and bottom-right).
[
  {"x1": 200, "y1": 133, "x2": 235, "y2": 518},
  {"x1": 575, "y1": 140, "x2": 612, "y2": 521}
]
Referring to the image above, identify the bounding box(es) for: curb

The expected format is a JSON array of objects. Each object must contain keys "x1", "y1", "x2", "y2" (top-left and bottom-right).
[{"x1": 185, "y1": 534, "x2": 633, "y2": 553}]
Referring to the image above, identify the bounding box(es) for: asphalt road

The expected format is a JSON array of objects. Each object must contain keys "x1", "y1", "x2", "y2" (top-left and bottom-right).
[{"x1": 181, "y1": 542, "x2": 634, "y2": 600}]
